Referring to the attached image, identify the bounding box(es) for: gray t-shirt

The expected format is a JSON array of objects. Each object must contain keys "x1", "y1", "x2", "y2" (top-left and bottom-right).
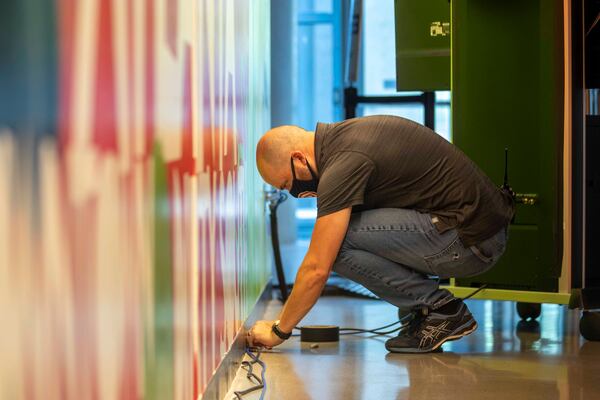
[{"x1": 314, "y1": 115, "x2": 515, "y2": 247}]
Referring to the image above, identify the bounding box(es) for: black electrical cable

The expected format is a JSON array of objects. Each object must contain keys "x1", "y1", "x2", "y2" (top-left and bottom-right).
[
  {"x1": 289, "y1": 312, "x2": 410, "y2": 338},
  {"x1": 586, "y1": 11, "x2": 600, "y2": 36},
  {"x1": 461, "y1": 283, "x2": 488, "y2": 300},
  {"x1": 338, "y1": 313, "x2": 414, "y2": 336},
  {"x1": 339, "y1": 325, "x2": 404, "y2": 336},
  {"x1": 290, "y1": 284, "x2": 488, "y2": 337},
  {"x1": 289, "y1": 318, "x2": 409, "y2": 338},
  {"x1": 268, "y1": 190, "x2": 290, "y2": 302}
]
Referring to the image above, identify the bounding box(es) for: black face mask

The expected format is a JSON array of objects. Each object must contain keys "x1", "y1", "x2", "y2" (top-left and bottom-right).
[{"x1": 289, "y1": 157, "x2": 319, "y2": 198}]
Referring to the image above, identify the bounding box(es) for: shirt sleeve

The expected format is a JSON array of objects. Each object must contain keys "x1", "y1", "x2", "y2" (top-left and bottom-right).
[{"x1": 316, "y1": 151, "x2": 375, "y2": 218}]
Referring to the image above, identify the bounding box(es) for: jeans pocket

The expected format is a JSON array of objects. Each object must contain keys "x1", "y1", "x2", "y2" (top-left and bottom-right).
[
  {"x1": 423, "y1": 235, "x2": 467, "y2": 277},
  {"x1": 471, "y1": 228, "x2": 507, "y2": 264},
  {"x1": 470, "y1": 244, "x2": 494, "y2": 264}
]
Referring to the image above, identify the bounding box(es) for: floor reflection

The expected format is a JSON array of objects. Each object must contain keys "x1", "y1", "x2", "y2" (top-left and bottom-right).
[
  {"x1": 227, "y1": 297, "x2": 600, "y2": 400},
  {"x1": 385, "y1": 352, "x2": 560, "y2": 400}
]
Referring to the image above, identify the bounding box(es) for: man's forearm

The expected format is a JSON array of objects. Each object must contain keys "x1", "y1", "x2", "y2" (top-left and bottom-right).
[{"x1": 276, "y1": 262, "x2": 329, "y2": 333}]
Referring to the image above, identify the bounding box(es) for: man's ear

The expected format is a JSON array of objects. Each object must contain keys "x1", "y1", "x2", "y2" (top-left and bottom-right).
[{"x1": 290, "y1": 150, "x2": 307, "y2": 165}]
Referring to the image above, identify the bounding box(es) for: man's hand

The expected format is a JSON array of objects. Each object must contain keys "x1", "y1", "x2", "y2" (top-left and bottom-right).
[{"x1": 247, "y1": 320, "x2": 286, "y2": 349}]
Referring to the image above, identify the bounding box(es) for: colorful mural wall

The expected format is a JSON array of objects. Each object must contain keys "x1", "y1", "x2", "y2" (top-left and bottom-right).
[{"x1": 0, "y1": 0, "x2": 271, "y2": 399}]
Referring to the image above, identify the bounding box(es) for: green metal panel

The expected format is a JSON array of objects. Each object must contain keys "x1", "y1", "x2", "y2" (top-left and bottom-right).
[
  {"x1": 452, "y1": 0, "x2": 564, "y2": 292},
  {"x1": 394, "y1": 0, "x2": 451, "y2": 91}
]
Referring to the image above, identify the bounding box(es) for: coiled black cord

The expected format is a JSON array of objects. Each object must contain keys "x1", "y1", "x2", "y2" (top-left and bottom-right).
[{"x1": 233, "y1": 348, "x2": 267, "y2": 400}]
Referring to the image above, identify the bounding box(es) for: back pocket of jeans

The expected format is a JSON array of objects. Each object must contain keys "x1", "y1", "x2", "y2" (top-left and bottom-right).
[
  {"x1": 423, "y1": 236, "x2": 465, "y2": 277},
  {"x1": 470, "y1": 228, "x2": 506, "y2": 265}
]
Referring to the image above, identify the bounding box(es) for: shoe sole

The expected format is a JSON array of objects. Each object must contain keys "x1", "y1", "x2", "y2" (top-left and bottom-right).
[{"x1": 386, "y1": 319, "x2": 478, "y2": 354}]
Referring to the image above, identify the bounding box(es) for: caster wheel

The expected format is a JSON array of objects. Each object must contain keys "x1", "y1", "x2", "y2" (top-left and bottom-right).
[
  {"x1": 516, "y1": 319, "x2": 541, "y2": 349},
  {"x1": 516, "y1": 302, "x2": 542, "y2": 320},
  {"x1": 516, "y1": 319, "x2": 541, "y2": 335},
  {"x1": 580, "y1": 311, "x2": 600, "y2": 341}
]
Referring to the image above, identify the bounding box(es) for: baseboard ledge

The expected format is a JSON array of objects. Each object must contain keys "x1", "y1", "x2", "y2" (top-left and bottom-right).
[{"x1": 202, "y1": 282, "x2": 274, "y2": 399}]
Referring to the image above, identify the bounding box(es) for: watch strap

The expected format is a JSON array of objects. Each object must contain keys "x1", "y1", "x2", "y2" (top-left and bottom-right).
[{"x1": 272, "y1": 321, "x2": 292, "y2": 340}]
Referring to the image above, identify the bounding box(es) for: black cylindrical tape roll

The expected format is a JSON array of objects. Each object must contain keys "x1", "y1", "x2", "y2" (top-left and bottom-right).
[{"x1": 300, "y1": 325, "x2": 340, "y2": 342}]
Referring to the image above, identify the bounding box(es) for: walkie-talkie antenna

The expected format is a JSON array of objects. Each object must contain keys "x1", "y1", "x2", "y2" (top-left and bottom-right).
[
  {"x1": 502, "y1": 147, "x2": 516, "y2": 206},
  {"x1": 503, "y1": 147, "x2": 509, "y2": 189},
  {"x1": 502, "y1": 147, "x2": 517, "y2": 223}
]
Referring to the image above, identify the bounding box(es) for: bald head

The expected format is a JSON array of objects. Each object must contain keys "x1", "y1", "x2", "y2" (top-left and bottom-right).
[{"x1": 256, "y1": 125, "x2": 316, "y2": 190}]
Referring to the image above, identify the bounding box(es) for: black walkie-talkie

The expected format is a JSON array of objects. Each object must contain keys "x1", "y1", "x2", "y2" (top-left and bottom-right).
[
  {"x1": 502, "y1": 147, "x2": 517, "y2": 222},
  {"x1": 502, "y1": 148, "x2": 511, "y2": 192},
  {"x1": 502, "y1": 147, "x2": 516, "y2": 196}
]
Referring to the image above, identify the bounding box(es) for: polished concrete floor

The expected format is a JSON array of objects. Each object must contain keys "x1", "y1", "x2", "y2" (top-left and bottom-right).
[{"x1": 225, "y1": 296, "x2": 600, "y2": 400}]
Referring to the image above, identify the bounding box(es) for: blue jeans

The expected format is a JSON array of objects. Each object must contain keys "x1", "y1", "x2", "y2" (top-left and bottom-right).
[{"x1": 333, "y1": 208, "x2": 508, "y2": 311}]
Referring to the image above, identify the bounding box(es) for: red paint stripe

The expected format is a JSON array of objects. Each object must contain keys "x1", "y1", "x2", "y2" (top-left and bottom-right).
[
  {"x1": 57, "y1": 0, "x2": 76, "y2": 149},
  {"x1": 144, "y1": 0, "x2": 155, "y2": 157},
  {"x1": 166, "y1": 0, "x2": 179, "y2": 57},
  {"x1": 127, "y1": 0, "x2": 135, "y2": 163},
  {"x1": 92, "y1": 0, "x2": 117, "y2": 153}
]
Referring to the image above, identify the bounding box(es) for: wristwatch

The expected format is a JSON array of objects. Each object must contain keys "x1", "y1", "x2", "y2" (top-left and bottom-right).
[{"x1": 271, "y1": 320, "x2": 292, "y2": 340}]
